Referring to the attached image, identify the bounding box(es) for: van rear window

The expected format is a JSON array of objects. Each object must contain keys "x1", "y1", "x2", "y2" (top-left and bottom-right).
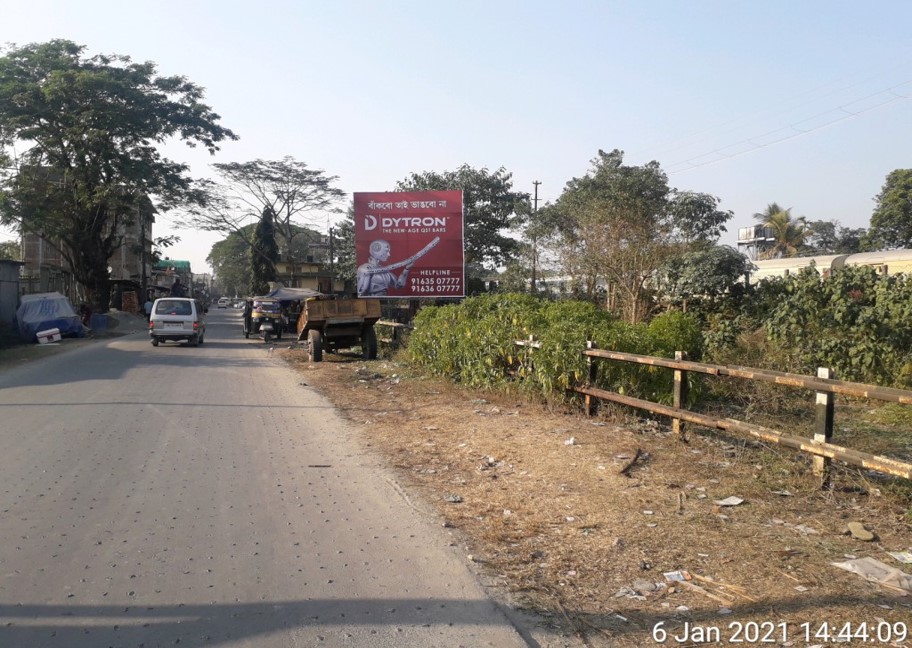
[{"x1": 156, "y1": 300, "x2": 192, "y2": 315}]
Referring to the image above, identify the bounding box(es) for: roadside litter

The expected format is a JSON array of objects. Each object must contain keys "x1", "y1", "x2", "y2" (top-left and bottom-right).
[{"x1": 831, "y1": 557, "x2": 912, "y2": 595}]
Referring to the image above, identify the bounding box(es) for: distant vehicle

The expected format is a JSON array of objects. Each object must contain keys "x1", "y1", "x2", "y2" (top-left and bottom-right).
[
  {"x1": 217, "y1": 297, "x2": 230, "y2": 308},
  {"x1": 149, "y1": 297, "x2": 207, "y2": 347}
]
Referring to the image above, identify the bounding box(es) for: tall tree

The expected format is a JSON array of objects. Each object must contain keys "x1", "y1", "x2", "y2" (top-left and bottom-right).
[
  {"x1": 209, "y1": 222, "x2": 322, "y2": 297},
  {"x1": 395, "y1": 165, "x2": 530, "y2": 274},
  {"x1": 249, "y1": 207, "x2": 278, "y2": 295},
  {"x1": 863, "y1": 169, "x2": 912, "y2": 250},
  {"x1": 185, "y1": 157, "x2": 345, "y2": 266},
  {"x1": 538, "y1": 149, "x2": 733, "y2": 322},
  {"x1": 656, "y1": 245, "x2": 751, "y2": 314},
  {"x1": 805, "y1": 219, "x2": 865, "y2": 254},
  {"x1": 667, "y1": 192, "x2": 731, "y2": 246},
  {"x1": 753, "y1": 203, "x2": 811, "y2": 258},
  {"x1": 209, "y1": 227, "x2": 255, "y2": 298},
  {"x1": 0, "y1": 40, "x2": 237, "y2": 310},
  {"x1": 332, "y1": 206, "x2": 356, "y2": 292}
]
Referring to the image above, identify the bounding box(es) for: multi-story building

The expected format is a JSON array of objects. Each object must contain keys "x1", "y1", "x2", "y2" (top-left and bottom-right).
[
  {"x1": 150, "y1": 259, "x2": 193, "y2": 298},
  {"x1": 19, "y1": 200, "x2": 155, "y2": 310},
  {"x1": 274, "y1": 259, "x2": 341, "y2": 294}
]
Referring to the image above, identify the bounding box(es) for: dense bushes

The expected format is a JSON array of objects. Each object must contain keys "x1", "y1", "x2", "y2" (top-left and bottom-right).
[
  {"x1": 404, "y1": 264, "x2": 912, "y2": 407},
  {"x1": 765, "y1": 265, "x2": 912, "y2": 386},
  {"x1": 407, "y1": 293, "x2": 701, "y2": 402}
]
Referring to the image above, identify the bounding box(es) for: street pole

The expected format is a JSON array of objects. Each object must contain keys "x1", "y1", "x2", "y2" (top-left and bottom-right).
[
  {"x1": 531, "y1": 181, "x2": 541, "y2": 294},
  {"x1": 140, "y1": 211, "x2": 148, "y2": 303},
  {"x1": 329, "y1": 227, "x2": 335, "y2": 294}
]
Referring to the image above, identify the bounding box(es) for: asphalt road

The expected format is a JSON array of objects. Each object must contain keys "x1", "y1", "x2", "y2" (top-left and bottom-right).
[{"x1": 0, "y1": 308, "x2": 535, "y2": 648}]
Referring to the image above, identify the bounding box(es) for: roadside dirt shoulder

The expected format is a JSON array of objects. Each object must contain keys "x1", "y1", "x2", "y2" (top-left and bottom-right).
[
  {"x1": 283, "y1": 349, "x2": 912, "y2": 648},
  {"x1": 0, "y1": 311, "x2": 148, "y2": 371}
]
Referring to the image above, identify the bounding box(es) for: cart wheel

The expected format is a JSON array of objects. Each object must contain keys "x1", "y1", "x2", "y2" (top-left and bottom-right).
[
  {"x1": 151, "y1": 338, "x2": 159, "y2": 347},
  {"x1": 308, "y1": 329, "x2": 323, "y2": 362},
  {"x1": 362, "y1": 325, "x2": 378, "y2": 360}
]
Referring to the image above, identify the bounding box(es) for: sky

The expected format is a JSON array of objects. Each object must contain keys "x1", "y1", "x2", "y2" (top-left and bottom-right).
[{"x1": 2, "y1": 0, "x2": 911, "y2": 274}]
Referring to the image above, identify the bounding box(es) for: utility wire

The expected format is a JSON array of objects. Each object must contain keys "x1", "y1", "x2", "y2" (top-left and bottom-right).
[
  {"x1": 631, "y1": 56, "x2": 912, "y2": 162},
  {"x1": 664, "y1": 80, "x2": 911, "y2": 175}
]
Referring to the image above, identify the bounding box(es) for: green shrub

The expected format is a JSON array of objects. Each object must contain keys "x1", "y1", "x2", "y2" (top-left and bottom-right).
[
  {"x1": 766, "y1": 266, "x2": 912, "y2": 386},
  {"x1": 407, "y1": 293, "x2": 701, "y2": 403}
]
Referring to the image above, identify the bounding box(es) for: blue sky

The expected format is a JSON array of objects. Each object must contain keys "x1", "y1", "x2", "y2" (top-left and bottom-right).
[{"x1": 3, "y1": 0, "x2": 911, "y2": 273}]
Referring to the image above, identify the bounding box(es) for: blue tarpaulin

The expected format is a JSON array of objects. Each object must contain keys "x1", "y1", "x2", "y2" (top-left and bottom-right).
[{"x1": 16, "y1": 292, "x2": 85, "y2": 342}]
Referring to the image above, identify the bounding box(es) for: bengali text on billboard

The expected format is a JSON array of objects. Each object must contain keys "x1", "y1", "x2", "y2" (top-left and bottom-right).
[{"x1": 354, "y1": 190, "x2": 464, "y2": 298}]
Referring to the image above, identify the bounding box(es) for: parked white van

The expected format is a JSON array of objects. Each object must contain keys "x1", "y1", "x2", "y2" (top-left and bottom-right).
[{"x1": 149, "y1": 297, "x2": 207, "y2": 347}]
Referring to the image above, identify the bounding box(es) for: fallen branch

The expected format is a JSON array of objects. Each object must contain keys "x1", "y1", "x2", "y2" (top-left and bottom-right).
[
  {"x1": 619, "y1": 448, "x2": 647, "y2": 477},
  {"x1": 678, "y1": 580, "x2": 734, "y2": 607},
  {"x1": 691, "y1": 574, "x2": 760, "y2": 603}
]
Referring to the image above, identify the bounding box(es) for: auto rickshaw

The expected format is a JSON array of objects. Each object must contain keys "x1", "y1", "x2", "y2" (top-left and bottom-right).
[{"x1": 243, "y1": 296, "x2": 286, "y2": 342}]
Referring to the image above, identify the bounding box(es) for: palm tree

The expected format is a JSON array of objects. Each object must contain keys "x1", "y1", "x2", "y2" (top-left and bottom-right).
[{"x1": 753, "y1": 203, "x2": 811, "y2": 259}]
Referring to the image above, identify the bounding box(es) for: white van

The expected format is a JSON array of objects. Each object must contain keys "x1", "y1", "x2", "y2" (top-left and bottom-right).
[{"x1": 149, "y1": 297, "x2": 207, "y2": 347}]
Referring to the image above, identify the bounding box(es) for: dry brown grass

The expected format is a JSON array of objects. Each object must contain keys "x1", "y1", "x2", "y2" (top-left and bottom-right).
[{"x1": 283, "y1": 348, "x2": 912, "y2": 646}]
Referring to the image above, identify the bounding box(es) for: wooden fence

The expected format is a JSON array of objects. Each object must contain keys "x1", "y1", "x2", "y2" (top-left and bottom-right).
[{"x1": 515, "y1": 337, "x2": 912, "y2": 483}]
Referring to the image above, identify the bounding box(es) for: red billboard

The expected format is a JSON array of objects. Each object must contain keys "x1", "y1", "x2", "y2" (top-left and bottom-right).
[{"x1": 354, "y1": 190, "x2": 464, "y2": 298}]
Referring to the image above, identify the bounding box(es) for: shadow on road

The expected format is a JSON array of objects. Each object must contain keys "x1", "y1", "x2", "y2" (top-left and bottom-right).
[{"x1": 0, "y1": 597, "x2": 541, "y2": 647}]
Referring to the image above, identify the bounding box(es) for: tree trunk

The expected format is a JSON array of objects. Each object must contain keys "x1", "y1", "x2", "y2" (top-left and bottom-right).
[{"x1": 87, "y1": 269, "x2": 112, "y2": 313}]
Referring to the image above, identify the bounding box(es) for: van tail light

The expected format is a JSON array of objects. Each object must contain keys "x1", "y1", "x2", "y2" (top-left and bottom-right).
[
  {"x1": 149, "y1": 322, "x2": 154, "y2": 330},
  {"x1": 193, "y1": 321, "x2": 199, "y2": 330}
]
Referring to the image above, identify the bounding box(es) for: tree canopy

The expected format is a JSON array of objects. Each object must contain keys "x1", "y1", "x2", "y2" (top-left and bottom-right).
[
  {"x1": 208, "y1": 230, "x2": 252, "y2": 298},
  {"x1": 656, "y1": 245, "x2": 751, "y2": 313},
  {"x1": 208, "y1": 222, "x2": 325, "y2": 297},
  {"x1": 185, "y1": 156, "x2": 345, "y2": 271},
  {"x1": 753, "y1": 203, "x2": 811, "y2": 259},
  {"x1": 863, "y1": 169, "x2": 912, "y2": 250},
  {"x1": 535, "y1": 149, "x2": 732, "y2": 322},
  {"x1": 331, "y1": 207, "x2": 356, "y2": 292},
  {"x1": 0, "y1": 39, "x2": 236, "y2": 309},
  {"x1": 804, "y1": 219, "x2": 865, "y2": 254},
  {"x1": 395, "y1": 165, "x2": 530, "y2": 274},
  {"x1": 0, "y1": 239, "x2": 20, "y2": 261}
]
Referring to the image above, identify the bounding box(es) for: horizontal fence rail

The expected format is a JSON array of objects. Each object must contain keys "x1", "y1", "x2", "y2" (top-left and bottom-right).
[
  {"x1": 515, "y1": 337, "x2": 912, "y2": 483},
  {"x1": 584, "y1": 348, "x2": 912, "y2": 405},
  {"x1": 575, "y1": 385, "x2": 912, "y2": 480}
]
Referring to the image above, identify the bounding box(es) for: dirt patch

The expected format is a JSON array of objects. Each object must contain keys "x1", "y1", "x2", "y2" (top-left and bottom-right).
[{"x1": 282, "y1": 347, "x2": 912, "y2": 647}]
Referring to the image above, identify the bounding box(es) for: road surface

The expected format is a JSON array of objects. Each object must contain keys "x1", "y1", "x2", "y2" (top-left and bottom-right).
[{"x1": 0, "y1": 308, "x2": 543, "y2": 647}]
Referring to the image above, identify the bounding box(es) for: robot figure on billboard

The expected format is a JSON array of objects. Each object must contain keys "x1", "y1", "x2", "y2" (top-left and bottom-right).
[
  {"x1": 357, "y1": 239, "x2": 411, "y2": 296},
  {"x1": 357, "y1": 236, "x2": 441, "y2": 297}
]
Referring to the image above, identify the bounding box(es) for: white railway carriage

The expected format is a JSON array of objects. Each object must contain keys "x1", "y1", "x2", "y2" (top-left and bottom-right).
[
  {"x1": 749, "y1": 255, "x2": 848, "y2": 283},
  {"x1": 839, "y1": 249, "x2": 912, "y2": 276},
  {"x1": 749, "y1": 249, "x2": 912, "y2": 283}
]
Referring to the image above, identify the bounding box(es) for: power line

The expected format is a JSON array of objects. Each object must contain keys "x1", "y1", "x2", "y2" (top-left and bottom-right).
[
  {"x1": 664, "y1": 80, "x2": 911, "y2": 175},
  {"x1": 631, "y1": 56, "x2": 912, "y2": 162}
]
